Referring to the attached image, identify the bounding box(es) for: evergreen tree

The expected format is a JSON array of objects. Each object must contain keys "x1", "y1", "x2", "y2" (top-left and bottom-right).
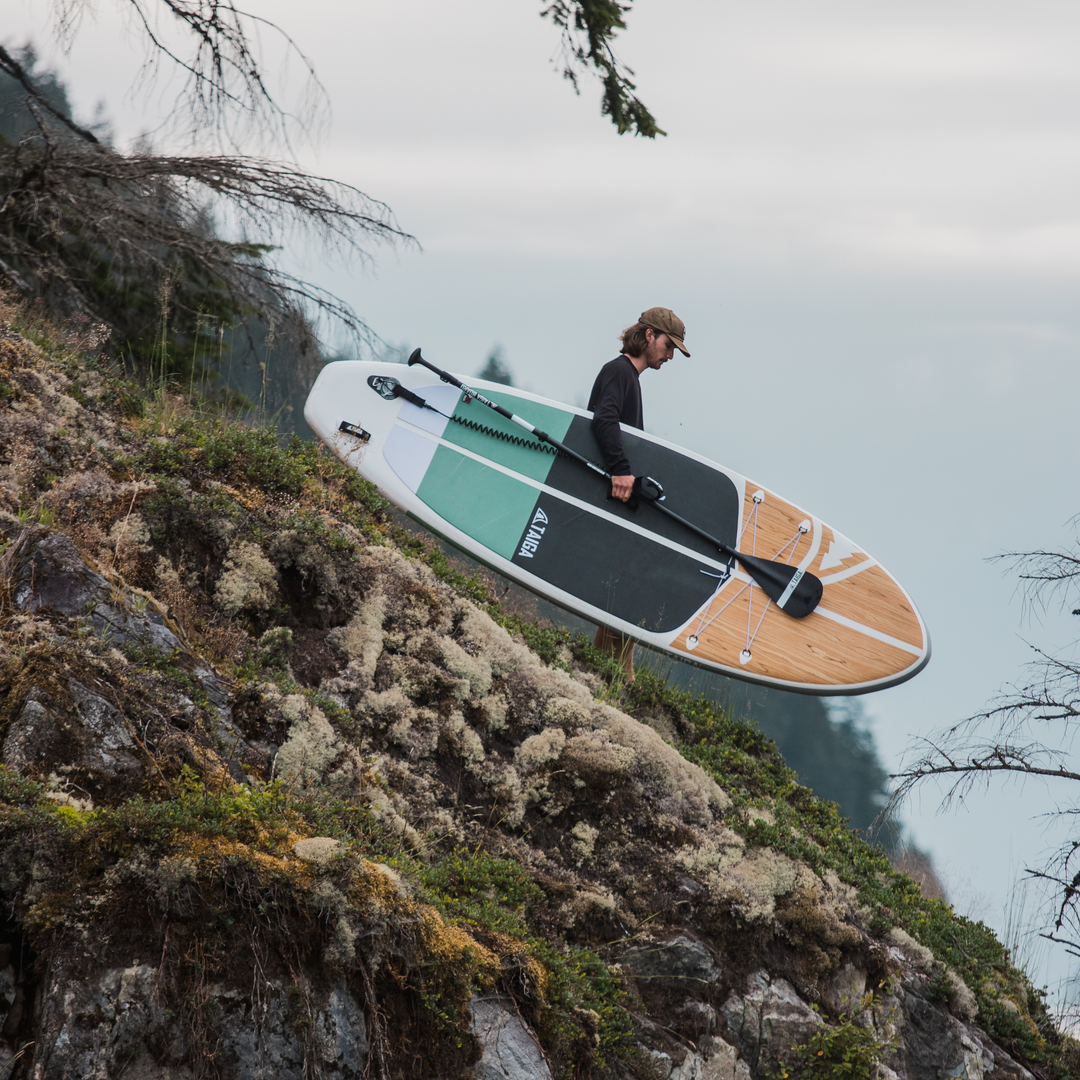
[
  {"x1": 0, "y1": 45, "x2": 74, "y2": 143},
  {"x1": 478, "y1": 346, "x2": 514, "y2": 386}
]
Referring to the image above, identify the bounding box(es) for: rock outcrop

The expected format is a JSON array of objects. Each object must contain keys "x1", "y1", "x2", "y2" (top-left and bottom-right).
[{"x1": 0, "y1": 319, "x2": 1070, "y2": 1079}]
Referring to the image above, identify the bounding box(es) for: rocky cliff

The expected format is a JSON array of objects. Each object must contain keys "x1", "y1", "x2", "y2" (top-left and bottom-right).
[{"x1": 0, "y1": 306, "x2": 1073, "y2": 1079}]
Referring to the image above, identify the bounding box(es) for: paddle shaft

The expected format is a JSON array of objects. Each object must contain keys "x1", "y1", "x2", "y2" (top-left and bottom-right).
[{"x1": 405, "y1": 350, "x2": 819, "y2": 616}]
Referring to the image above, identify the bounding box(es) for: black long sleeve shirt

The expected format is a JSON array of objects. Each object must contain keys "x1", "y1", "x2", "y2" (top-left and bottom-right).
[{"x1": 588, "y1": 355, "x2": 643, "y2": 477}]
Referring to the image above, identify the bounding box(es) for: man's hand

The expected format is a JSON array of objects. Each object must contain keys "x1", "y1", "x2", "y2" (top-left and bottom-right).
[{"x1": 611, "y1": 474, "x2": 635, "y2": 503}]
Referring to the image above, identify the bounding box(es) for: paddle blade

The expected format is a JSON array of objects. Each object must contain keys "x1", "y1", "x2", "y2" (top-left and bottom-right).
[{"x1": 735, "y1": 553, "x2": 823, "y2": 618}]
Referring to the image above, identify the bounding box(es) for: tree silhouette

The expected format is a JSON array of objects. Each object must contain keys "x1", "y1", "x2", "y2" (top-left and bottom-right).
[
  {"x1": 478, "y1": 347, "x2": 514, "y2": 386},
  {"x1": 889, "y1": 531, "x2": 1080, "y2": 957}
]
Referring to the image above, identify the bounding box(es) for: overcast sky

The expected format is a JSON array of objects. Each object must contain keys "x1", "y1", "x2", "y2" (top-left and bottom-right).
[{"x1": 9, "y1": 0, "x2": 1080, "y2": 996}]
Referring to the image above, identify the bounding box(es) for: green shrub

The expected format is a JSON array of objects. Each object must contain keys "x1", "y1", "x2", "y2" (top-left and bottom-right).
[
  {"x1": 0, "y1": 768, "x2": 45, "y2": 807},
  {"x1": 774, "y1": 998, "x2": 895, "y2": 1079},
  {"x1": 420, "y1": 847, "x2": 542, "y2": 936}
]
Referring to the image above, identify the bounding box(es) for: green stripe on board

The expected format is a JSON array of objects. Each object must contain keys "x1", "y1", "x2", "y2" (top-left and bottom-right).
[
  {"x1": 442, "y1": 392, "x2": 574, "y2": 483},
  {"x1": 417, "y1": 446, "x2": 538, "y2": 559}
]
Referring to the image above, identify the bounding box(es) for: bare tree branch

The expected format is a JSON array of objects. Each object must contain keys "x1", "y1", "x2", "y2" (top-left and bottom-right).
[
  {"x1": 991, "y1": 531, "x2": 1080, "y2": 620},
  {"x1": 887, "y1": 534, "x2": 1080, "y2": 967},
  {"x1": 889, "y1": 735, "x2": 1080, "y2": 808},
  {"x1": 1, "y1": 24, "x2": 406, "y2": 356},
  {"x1": 48, "y1": 0, "x2": 327, "y2": 152},
  {"x1": 0, "y1": 128, "x2": 415, "y2": 352}
]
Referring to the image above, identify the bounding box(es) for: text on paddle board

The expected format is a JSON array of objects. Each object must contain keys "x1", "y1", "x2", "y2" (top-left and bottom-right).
[{"x1": 517, "y1": 507, "x2": 549, "y2": 559}]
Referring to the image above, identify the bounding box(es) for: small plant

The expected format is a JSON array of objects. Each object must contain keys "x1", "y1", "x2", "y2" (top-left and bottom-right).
[
  {"x1": 495, "y1": 612, "x2": 576, "y2": 671},
  {"x1": 254, "y1": 626, "x2": 294, "y2": 672},
  {"x1": 17, "y1": 500, "x2": 55, "y2": 527},
  {"x1": 119, "y1": 391, "x2": 147, "y2": 419},
  {"x1": 775, "y1": 996, "x2": 896, "y2": 1079},
  {"x1": 420, "y1": 847, "x2": 542, "y2": 936}
]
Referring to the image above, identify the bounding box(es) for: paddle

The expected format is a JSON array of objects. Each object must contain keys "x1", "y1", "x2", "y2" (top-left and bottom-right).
[{"x1": 402, "y1": 349, "x2": 823, "y2": 618}]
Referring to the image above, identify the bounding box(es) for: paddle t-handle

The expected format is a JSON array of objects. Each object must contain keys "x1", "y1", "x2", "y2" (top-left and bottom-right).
[{"x1": 402, "y1": 349, "x2": 823, "y2": 618}]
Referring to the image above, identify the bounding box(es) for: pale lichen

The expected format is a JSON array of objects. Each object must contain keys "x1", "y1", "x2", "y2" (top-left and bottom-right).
[
  {"x1": 214, "y1": 540, "x2": 279, "y2": 616},
  {"x1": 886, "y1": 927, "x2": 937, "y2": 973},
  {"x1": 327, "y1": 579, "x2": 387, "y2": 690},
  {"x1": 362, "y1": 783, "x2": 422, "y2": 851},
  {"x1": 571, "y1": 822, "x2": 599, "y2": 866},
  {"x1": 557, "y1": 705, "x2": 729, "y2": 826},
  {"x1": 540, "y1": 696, "x2": 591, "y2": 730},
  {"x1": 456, "y1": 605, "x2": 524, "y2": 679},
  {"x1": 437, "y1": 635, "x2": 492, "y2": 699},
  {"x1": 445, "y1": 712, "x2": 485, "y2": 767},
  {"x1": 275, "y1": 695, "x2": 361, "y2": 792},
  {"x1": 515, "y1": 727, "x2": 567, "y2": 771},
  {"x1": 480, "y1": 692, "x2": 509, "y2": 732},
  {"x1": 293, "y1": 837, "x2": 342, "y2": 867},
  {"x1": 946, "y1": 968, "x2": 978, "y2": 1021}
]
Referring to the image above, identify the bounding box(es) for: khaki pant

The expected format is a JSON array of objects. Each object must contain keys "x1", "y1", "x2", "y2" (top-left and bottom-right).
[{"x1": 593, "y1": 626, "x2": 635, "y2": 683}]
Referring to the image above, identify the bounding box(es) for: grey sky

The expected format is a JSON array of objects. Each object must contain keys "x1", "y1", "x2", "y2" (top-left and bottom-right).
[{"x1": 9, "y1": 0, "x2": 1080, "y2": 993}]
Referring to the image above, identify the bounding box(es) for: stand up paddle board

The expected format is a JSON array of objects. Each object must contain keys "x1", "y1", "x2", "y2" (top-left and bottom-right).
[{"x1": 304, "y1": 358, "x2": 929, "y2": 695}]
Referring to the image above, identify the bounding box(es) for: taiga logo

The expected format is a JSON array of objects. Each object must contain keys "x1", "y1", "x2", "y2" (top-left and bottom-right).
[{"x1": 517, "y1": 507, "x2": 549, "y2": 559}]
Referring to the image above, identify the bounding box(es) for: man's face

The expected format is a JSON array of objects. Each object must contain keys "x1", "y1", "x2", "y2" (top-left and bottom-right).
[{"x1": 642, "y1": 329, "x2": 676, "y2": 371}]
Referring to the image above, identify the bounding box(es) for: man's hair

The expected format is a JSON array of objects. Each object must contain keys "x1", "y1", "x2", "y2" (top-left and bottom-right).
[{"x1": 620, "y1": 322, "x2": 651, "y2": 357}]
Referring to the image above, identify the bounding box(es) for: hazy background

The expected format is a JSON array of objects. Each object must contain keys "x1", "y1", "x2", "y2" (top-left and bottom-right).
[{"x1": 8, "y1": 0, "x2": 1080, "y2": 995}]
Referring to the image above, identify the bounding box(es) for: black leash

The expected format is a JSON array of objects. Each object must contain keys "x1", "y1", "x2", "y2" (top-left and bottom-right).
[{"x1": 367, "y1": 374, "x2": 559, "y2": 456}]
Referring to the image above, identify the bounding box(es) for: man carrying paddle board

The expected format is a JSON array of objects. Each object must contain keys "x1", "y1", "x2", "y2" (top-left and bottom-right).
[{"x1": 588, "y1": 306, "x2": 691, "y2": 681}]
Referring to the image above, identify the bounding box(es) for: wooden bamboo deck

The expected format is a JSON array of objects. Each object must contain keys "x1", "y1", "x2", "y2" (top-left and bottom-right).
[{"x1": 669, "y1": 484, "x2": 927, "y2": 690}]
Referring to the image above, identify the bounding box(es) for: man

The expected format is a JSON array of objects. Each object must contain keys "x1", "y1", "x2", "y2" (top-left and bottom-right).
[{"x1": 587, "y1": 306, "x2": 690, "y2": 681}]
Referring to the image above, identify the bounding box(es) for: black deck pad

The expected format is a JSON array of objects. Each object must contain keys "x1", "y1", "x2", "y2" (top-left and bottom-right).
[
  {"x1": 510, "y1": 489, "x2": 726, "y2": 634},
  {"x1": 546, "y1": 416, "x2": 741, "y2": 558}
]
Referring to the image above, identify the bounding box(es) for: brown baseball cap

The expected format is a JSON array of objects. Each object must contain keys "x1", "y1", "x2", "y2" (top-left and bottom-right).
[{"x1": 640, "y1": 306, "x2": 690, "y2": 357}]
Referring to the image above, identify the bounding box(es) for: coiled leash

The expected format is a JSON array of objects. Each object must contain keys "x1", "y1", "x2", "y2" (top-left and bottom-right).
[{"x1": 365, "y1": 375, "x2": 559, "y2": 456}]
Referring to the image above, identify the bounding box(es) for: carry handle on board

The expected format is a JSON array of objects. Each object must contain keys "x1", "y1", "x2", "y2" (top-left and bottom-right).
[{"x1": 405, "y1": 348, "x2": 823, "y2": 619}]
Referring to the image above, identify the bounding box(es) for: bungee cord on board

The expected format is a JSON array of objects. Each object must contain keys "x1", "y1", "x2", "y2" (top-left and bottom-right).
[
  {"x1": 686, "y1": 496, "x2": 811, "y2": 663},
  {"x1": 367, "y1": 374, "x2": 559, "y2": 455},
  {"x1": 447, "y1": 412, "x2": 561, "y2": 455}
]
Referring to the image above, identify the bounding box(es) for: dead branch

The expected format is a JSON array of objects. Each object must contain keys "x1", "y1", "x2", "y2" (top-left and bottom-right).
[
  {"x1": 991, "y1": 537, "x2": 1080, "y2": 620},
  {"x1": 48, "y1": 0, "x2": 327, "y2": 151},
  {"x1": 0, "y1": 130, "x2": 415, "y2": 348},
  {"x1": 888, "y1": 530, "x2": 1080, "y2": 965}
]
